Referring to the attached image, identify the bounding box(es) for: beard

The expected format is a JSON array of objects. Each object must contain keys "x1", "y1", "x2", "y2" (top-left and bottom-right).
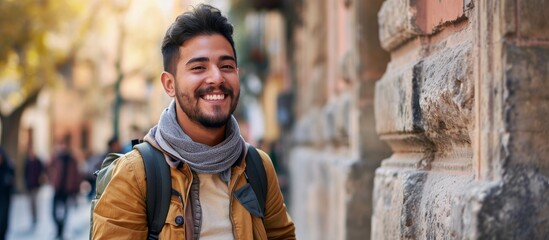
[{"x1": 176, "y1": 84, "x2": 239, "y2": 129}]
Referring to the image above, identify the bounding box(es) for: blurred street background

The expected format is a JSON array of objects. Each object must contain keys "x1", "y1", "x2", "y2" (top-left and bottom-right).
[{"x1": 7, "y1": 186, "x2": 90, "y2": 240}]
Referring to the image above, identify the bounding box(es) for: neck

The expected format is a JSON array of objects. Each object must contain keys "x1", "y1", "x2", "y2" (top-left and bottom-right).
[{"x1": 177, "y1": 112, "x2": 226, "y2": 147}]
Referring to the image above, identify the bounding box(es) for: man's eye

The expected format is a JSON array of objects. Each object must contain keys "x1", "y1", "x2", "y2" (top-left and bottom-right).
[
  {"x1": 191, "y1": 66, "x2": 205, "y2": 70},
  {"x1": 221, "y1": 65, "x2": 235, "y2": 69}
]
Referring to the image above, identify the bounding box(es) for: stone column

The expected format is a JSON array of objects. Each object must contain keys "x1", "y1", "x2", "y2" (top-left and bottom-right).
[
  {"x1": 288, "y1": 0, "x2": 392, "y2": 239},
  {"x1": 346, "y1": 0, "x2": 392, "y2": 239}
]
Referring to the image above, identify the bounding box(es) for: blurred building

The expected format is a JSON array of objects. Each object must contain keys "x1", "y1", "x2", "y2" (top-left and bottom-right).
[
  {"x1": 234, "y1": 0, "x2": 392, "y2": 239},
  {"x1": 282, "y1": 1, "x2": 392, "y2": 239}
]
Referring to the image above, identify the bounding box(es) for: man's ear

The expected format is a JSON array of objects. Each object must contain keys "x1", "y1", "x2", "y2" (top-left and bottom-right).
[{"x1": 161, "y1": 71, "x2": 176, "y2": 97}]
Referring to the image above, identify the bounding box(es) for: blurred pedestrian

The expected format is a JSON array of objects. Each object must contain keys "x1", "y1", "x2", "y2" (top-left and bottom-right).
[
  {"x1": 48, "y1": 135, "x2": 81, "y2": 240},
  {"x1": 24, "y1": 145, "x2": 44, "y2": 229},
  {"x1": 85, "y1": 136, "x2": 121, "y2": 200},
  {"x1": 0, "y1": 146, "x2": 15, "y2": 240}
]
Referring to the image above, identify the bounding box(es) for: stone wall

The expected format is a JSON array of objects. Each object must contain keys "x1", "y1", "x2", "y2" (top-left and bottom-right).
[{"x1": 373, "y1": 0, "x2": 549, "y2": 239}]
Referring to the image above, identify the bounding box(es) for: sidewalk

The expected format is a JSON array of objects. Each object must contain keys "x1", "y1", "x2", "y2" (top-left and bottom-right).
[{"x1": 7, "y1": 185, "x2": 91, "y2": 240}]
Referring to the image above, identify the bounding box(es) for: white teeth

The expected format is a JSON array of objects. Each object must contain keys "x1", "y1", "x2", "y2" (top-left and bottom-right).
[{"x1": 204, "y1": 94, "x2": 225, "y2": 100}]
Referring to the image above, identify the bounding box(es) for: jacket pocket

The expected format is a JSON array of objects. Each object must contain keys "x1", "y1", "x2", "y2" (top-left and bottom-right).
[
  {"x1": 234, "y1": 183, "x2": 264, "y2": 218},
  {"x1": 163, "y1": 201, "x2": 185, "y2": 239}
]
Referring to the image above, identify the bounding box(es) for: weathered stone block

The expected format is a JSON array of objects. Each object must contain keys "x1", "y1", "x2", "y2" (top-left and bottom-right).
[
  {"x1": 375, "y1": 61, "x2": 423, "y2": 135},
  {"x1": 373, "y1": 164, "x2": 549, "y2": 239},
  {"x1": 356, "y1": 0, "x2": 391, "y2": 80},
  {"x1": 346, "y1": 161, "x2": 378, "y2": 240},
  {"x1": 371, "y1": 168, "x2": 404, "y2": 240},
  {"x1": 377, "y1": 32, "x2": 474, "y2": 150},
  {"x1": 506, "y1": 100, "x2": 549, "y2": 132},
  {"x1": 503, "y1": 44, "x2": 549, "y2": 176},
  {"x1": 472, "y1": 166, "x2": 549, "y2": 239},
  {"x1": 358, "y1": 103, "x2": 392, "y2": 159},
  {"x1": 378, "y1": 0, "x2": 466, "y2": 51},
  {"x1": 378, "y1": 0, "x2": 421, "y2": 51},
  {"x1": 507, "y1": 132, "x2": 549, "y2": 177},
  {"x1": 504, "y1": 44, "x2": 549, "y2": 100},
  {"x1": 518, "y1": 0, "x2": 549, "y2": 39},
  {"x1": 320, "y1": 93, "x2": 351, "y2": 146},
  {"x1": 372, "y1": 168, "x2": 475, "y2": 239},
  {"x1": 292, "y1": 108, "x2": 325, "y2": 146},
  {"x1": 335, "y1": 93, "x2": 351, "y2": 144},
  {"x1": 289, "y1": 147, "x2": 356, "y2": 240},
  {"x1": 501, "y1": 0, "x2": 517, "y2": 35},
  {"x1": 322, "y1": 101, "x2": 338, "y2": 143},
  {"x1": 417, "y1": 173, "x2": 474, "y2": 239},
  {"x1": 420, "y1": 42, "x2": 474, "y2": 151}
]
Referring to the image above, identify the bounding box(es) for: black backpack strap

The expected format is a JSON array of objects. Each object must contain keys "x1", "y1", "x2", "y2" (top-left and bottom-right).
[
  {"x1": 134, "y1": 142, "x2": 171, "y2": 240},
  {"x1": 245, "y1": 144, "x2": 268, "y2": 218}
]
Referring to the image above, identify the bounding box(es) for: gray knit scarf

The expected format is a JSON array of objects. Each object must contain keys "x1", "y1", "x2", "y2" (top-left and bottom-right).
[{"x1": 144, "y1": 100, "x2": 245, "y2": 182}]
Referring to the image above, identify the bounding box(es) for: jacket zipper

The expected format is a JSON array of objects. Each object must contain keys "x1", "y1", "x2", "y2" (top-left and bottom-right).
[{"x1": 183, "y1": 169, "x2": 193, "y2": 237}]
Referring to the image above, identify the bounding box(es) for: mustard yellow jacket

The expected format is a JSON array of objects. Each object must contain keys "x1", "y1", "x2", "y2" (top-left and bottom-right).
[{"x1": 92, "y1": 148, "x2": 295, "y2": 239}]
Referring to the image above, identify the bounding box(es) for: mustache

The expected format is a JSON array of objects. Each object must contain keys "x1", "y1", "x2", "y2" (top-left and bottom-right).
[{"x1": 195, "y1": 84, "x2": 234, "y2": 97}]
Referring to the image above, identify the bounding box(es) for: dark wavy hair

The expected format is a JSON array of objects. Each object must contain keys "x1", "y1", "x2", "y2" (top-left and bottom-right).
[{"x1": 161, "y1": 4, "x2": 236, "y2": 75}]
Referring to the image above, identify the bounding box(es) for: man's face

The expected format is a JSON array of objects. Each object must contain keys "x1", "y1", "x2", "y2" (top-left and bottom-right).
[{"x1": 172, "y1": 34, "x2": 239, "y2": 129}]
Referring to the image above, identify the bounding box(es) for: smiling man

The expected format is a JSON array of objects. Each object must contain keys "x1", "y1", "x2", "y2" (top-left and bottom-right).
[
  {"x1": 171, "y1": 33, "x2": 240, "y2": 136},
  {"x1": 92, "y1": 4, "x2": 295, "y2": 240}
]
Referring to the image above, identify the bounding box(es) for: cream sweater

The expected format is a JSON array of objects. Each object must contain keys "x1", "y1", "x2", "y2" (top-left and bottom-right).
[{"x1": 197, "y1": 173, "x2": 235, "y2": 240}]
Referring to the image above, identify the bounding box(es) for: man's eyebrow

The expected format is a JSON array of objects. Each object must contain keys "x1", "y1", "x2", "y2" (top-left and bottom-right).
[
  {"x1": 219, "y1": 55, "x2": 236, "y2": 62},
  {"x1": 186, "y1": 57, "x2": 209, "y2": 65}
]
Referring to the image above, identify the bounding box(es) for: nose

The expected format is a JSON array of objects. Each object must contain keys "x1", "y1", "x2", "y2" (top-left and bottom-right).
[{"x1": 205, "y1": 66, "x2": 224, "y2": 85}]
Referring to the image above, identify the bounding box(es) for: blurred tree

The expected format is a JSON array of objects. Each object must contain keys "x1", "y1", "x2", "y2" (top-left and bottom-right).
[
  {"x1": 110, "y1": 0, "x2": 133, "y2": 140},
  {"x1": 0, "y1": 0, "x2": 100, "y2": 162}
]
